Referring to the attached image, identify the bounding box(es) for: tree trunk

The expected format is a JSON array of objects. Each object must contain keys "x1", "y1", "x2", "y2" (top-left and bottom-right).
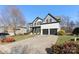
[
  {"x1": 14, "y1": 30, "x2": 16, "y2": 36},
  {"x1": 13, "y1": 28, "x2": 16, "y2": 36}
]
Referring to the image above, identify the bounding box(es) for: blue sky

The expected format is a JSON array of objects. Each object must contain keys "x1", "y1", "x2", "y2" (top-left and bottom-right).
[{"x1": 0, "y1": 5, "x2": 79, "y2": 23}]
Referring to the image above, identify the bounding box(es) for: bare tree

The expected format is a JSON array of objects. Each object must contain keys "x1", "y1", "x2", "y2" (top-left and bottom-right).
[
  {"x1": 75, "y1": 12, "x2": 79, "y2": 27},
  {"x1": 69, "y1": 20, "x2": 75, "y2": 32},
  {"x1": 75, "y1": 21, "x2": 79, "y2": 27},
  {"x1": 60, "y1": 16, "x2": 72, "y2": 33},
  {"x1": 2, "y1": 6, "x2": 26, "y2": 35},
  {"x1": 74, "y1": 12, "x2": 79, "y2": 28}
]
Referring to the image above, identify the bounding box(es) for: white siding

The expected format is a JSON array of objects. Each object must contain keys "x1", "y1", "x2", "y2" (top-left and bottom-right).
[
  {"x1": 41, "y1": 23, "x2": 60, "y2": 35},
  {"x1": 43, "y1": 15, "x2": 56, "y2": 23},
  {"x1": 33, "y1": 19, "x2": 42, "y2": 26},
  {"x1": 41, "y1": 23, "x2": 60, "y2": 31}
]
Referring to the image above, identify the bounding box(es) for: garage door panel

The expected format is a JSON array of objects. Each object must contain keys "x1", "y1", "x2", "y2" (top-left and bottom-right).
[{"x1": 50, "y1": 29, "x2": 57, "y2": 35}]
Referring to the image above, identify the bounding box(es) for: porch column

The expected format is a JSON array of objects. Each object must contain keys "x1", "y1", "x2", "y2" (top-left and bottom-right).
[
  {"x1": 48, "y1": 29, "x2": 50, "y2": 35},
  {"x1": 41, "y1": 29, "x2": 43, "y2": 35}
]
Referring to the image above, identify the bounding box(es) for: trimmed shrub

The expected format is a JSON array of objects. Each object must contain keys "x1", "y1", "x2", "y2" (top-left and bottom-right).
[
  {"x1": 58, "y1": 30, "x2": 65, "y2": 35},
  {"x1": 72, "y1": 27, "x2": 79, "y2": 36},
  {"x1": 52, "y1": 44, "x2": 62, "y2": 54},
  {"x1": 51, "y1": 42, "x2": 79, "y2": 54}
]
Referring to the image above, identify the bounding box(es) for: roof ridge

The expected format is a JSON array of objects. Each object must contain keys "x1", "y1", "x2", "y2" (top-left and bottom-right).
[
  {"x1": 36, "y1": 16, "x2": 43, "y2": 20},
  {"x1": 48, "y1": 13, "x2": 57, "y2": 19},
  {"x1": 47, "y1": 13, "x2": 60, "y2": 22},
  {"x1": 31, "y1": 13, "x2": 60, "y2": 24},
  {"x1": 32, "y1": 16, "x2": 43, "y2": 23}
]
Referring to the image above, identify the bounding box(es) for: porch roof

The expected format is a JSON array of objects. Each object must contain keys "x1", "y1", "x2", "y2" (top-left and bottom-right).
[{"x1": 30, "y1": 26, "x2": 41, "y2": 28}]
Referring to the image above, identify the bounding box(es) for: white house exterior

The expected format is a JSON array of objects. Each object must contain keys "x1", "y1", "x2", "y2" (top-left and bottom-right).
[
  {"x1": 29, "y1": 13, "x2": 61, "y2": 35},
  {"x1": 41, "y1": 23, "x2": 60, "y2": 35}
]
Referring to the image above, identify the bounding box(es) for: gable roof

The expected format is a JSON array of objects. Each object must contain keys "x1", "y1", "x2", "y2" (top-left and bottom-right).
[
  {"x1": 43, "y1": 13, "x2": 60, "y2": 22},
  {"x1": 30, "y1": 13, "x2": 60, "y2": 24},
  {"x1": 32, "y1": 17, "x2": 43, "y2": 24}
]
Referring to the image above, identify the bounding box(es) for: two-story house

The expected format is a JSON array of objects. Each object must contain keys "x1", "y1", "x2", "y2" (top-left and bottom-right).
[{"x1": 29, "y1": 13, "x2": 61, "y2": 35}]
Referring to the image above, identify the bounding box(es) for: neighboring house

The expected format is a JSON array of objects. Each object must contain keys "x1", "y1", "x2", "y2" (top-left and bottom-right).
[
  {"x1": 29, "y1": 13, "x2": 61, "y2": 35},
  {"x1": 0, "y1": 26, "x2": 5, "y2": 33},
  {"x1": 7, "y1": 26, "x2": 27, "y2": 36},
  {"x1": 0, "y1": 26, "x2": 27, "y2": 36},
  {"x1": 15, "y1": 26, "x2": 27, "y2": 35},
  {"x1": 7, "y1": 27, "x2": 14, "y2": 36}
]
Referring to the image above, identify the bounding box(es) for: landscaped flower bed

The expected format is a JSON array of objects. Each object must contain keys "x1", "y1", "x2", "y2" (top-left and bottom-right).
[
  {"x1": 1, "y1": 37, "x2": 15, "y2": 43},
  {"x1": 51, "y1": 41, "x2": 79, "y2": 54},
  {"x1": 0, "y1": 33, "x2": 15, "y2": 43}
]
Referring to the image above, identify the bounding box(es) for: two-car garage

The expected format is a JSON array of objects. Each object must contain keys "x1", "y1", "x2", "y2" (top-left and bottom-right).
[
  {"x1": 41, "y1": 23, "x2": 60, "y2": 35},
  {"x1": 43, "y1": 29, "x2": 57, "y2": 35}
]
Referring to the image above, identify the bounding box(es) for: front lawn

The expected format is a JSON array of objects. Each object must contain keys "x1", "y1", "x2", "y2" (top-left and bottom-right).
[
  {"x1": 1, "y1": 34, "x2": 35, "y2": 45},
  {"x1": 12, "y1": 34, "x2": 35, "y2": 41},
  {"x1": 56, "y1": 35, "x2": 77, "y2": 45}
]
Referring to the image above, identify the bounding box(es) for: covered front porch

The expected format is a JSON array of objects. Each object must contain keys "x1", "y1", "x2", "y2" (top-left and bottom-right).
[{"x1": 31, "y1": 26, "x2": 41, "y2": 35}]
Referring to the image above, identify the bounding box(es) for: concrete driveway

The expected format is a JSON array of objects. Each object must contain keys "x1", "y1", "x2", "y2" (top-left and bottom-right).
[{"x1": 0, "y1": 35, "x2": 58, "y2": 54}]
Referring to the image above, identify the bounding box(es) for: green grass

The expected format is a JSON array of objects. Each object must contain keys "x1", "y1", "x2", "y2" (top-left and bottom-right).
[
  {"x1": 12, "y1": 34, "x2": 35, "y2": 41},
  {"x1": 56, "y1": 35, "x2": 77, "y2": 45}
]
